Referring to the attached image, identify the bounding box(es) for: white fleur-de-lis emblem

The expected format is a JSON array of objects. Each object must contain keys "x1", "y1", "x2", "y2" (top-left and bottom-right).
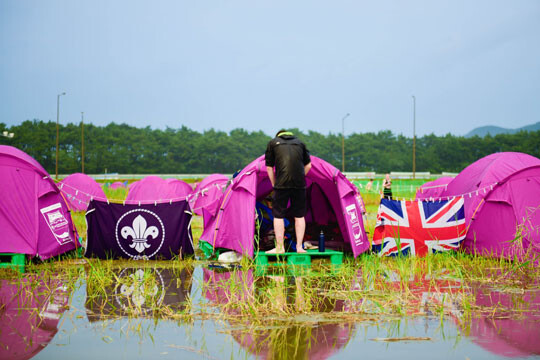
[
  {"x1": 114, "y1": 268, "x2": 165, "y2": 312},
  {"x1": 121, "y1": 215, "x2": 159, "y2": 253},
  {"x1": 119, "y1": 269, "x2": 159, "y2": 307},
  {"x1": 115, "y1": 209, "x2": 165, "y2": 259}
]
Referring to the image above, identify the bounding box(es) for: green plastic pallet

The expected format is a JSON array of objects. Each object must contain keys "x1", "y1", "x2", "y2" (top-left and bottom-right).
[
  {"x1": 0, "y1": 253, "x2": 25, "y2": 273},
  {"x1": 255, "y1": 249, "x2": 343, "y2": 269},
  {"x1": 198, "y1": 240, "x2": 232, "y2": 260}
]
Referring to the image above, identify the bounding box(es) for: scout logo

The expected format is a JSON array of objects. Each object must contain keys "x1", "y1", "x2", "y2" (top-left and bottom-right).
[
  {"x1": 345, "y1": 203, "x2": 363, "y2": 245},
  {"x1": 40, "y1": 203, "x2": 72, "y2": 245},
  {"x1": 115, "y1": 209, "x2": 165, "y2": 259}
]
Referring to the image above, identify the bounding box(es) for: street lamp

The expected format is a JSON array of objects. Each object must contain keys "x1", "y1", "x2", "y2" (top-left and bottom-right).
[
  {"x1": 412, "y1": 95, "x2": 416, "y2": 180},
  {"x1": 341, "y1": 113, "x2": 350, "y2": 173},
  {"x1": 1, "y1": 131, "x2": 14, "y2": 138},
  {"x1": 81, "y1": 112, "x2": 85, "y2": 173},
  {"x1": 56, "y1": 92, "x2": 66, "y2": 179}
]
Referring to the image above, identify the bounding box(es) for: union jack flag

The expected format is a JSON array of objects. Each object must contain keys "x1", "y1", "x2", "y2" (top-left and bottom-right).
[{"x1": 372, "y1": 197, "x2": 466, "y2": 257}]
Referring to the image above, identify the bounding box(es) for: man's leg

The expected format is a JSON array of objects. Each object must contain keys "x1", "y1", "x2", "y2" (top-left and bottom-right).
[
  {"x1": 266, "y1": 217, "x2": 285, "y2": 254},
  {"x1": 295, "y1": 217, "x2": 306, "y2": 253},
  {"x1": 266, "y1": 189, "x2": 287, "y2": 254}
]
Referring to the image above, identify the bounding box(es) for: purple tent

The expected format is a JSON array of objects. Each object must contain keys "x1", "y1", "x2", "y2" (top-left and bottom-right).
[
  {"x1": 440, "y1": 152, "x2": 540, "y2": 260},
  {"x1": 166, "y1": 178, "x2": 193, "y2": 198},
  {"x1": 415, "y1": 176, "x2": 453, "y2": 200},
  {"x1": 126, "y1": 176, "x2": 187, "y2": 203},
  {"x1": 59, "y1": 173, "x2": 106, "y2": 211},
  {"x1": 200, "y1": 155, "x2": 369, "y2": 258},
  {"x1": 190, "y1": 174, "x2": 228, "y2": 215},
  {"x1": 0, "y1": 146, "x2": 80, "y2": 259}
]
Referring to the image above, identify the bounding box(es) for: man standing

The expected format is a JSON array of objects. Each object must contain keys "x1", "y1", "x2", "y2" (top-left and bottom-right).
[{"x1": 265, "y1": 130, "x2": 312, "y2": 254}]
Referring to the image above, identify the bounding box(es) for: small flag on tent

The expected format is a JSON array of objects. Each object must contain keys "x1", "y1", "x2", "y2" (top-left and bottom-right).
[{"x1": 372, "y1": 197, "x2": 466, "y2": 257}]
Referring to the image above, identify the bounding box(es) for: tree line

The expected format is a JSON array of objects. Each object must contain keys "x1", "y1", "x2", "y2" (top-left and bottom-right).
[{"x1": 1, "y1": 120, "x2": 539, "y2": 175}]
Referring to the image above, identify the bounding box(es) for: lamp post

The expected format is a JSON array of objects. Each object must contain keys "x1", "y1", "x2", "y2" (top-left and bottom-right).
[
  {"x1": 81, "y1": 112, "x2": 85, "y2": 173},
  {"x1": 412, "y1": 95, "x2": 416, "y2": 180},
  {"x1": 56, "y1": 92, "x2": 66, "y2": 179},
  {"x1": 341, "y1": 113, "x2": 350, "y2": 173}
]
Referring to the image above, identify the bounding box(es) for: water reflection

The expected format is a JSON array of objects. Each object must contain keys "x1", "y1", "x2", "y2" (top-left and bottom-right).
[
  {"x1": 0, "y1": 277, "x2": 69, "y2": 359},
  {"x1": 467, "y1": 283, "x2": 540, "y2": 357},
  {"x1": 203, "y1": 268, "x2": 355, "y2": 359},
  {"x1": 85, "y1": 266, "x2": 193, "y2": 320},
  {"x1": 230, "y1": 322, "x2": 354, "y2": 360},
  {"x1": 379, "y1": 270, "x2": 466, "y2": 316},
  {"x1": 1, "y1": 264, "x2": 540, "y2": 359}
]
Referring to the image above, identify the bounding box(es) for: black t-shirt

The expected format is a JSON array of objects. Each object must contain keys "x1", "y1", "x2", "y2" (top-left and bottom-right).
[{"x1": 265, "y1": 135, "x2": 311, "y2": 189}]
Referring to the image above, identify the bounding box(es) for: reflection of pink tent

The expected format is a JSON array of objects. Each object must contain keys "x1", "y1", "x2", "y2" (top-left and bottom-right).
[
  {"x1": 109, "y1": 181, "x2": 126, "y2": 189},
  {"x1": 200, "y1": 156, "x2": 369, "y2": 257},
  {"x1": 468, "y1": 286, "x2": 540, "y2": 357},
  {"x1": 126, "y1": 176, "x2": 186, "y2": 203},
  {"x1": 415, "y1": 176, "x2": 453, "y2": 200},
  {"x1": 203, "y1": 268, "x2": 353, "y2": 359},
  {"x1": 0, "y1": 278, "x2": 69, "y2": 360},
  {"x1": 231, "y1": 319, "x2": 353, "y2": 360},
  {"x1": 440, "y1": 152, "x2": 540, "y2": 259},
  {"x1": 59, "y1": 173, "x2": 106, "y2": 211},
  {"x1": 166, "y1": 178, "x2": 193, "y2": 198},
  {"x1": 203, "y1": 268, "x2": 254, "y2": 307},
  {"x1": 190, "y1": 174, "x2": 228, "y2": 215},
  {"x1": 0, "y1": 146, "x2": 80, "y2": 259}
]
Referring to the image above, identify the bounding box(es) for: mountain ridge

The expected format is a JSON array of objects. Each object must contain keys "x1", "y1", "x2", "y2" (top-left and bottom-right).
[{"x1": 466, "y1": 122, "x2": 540, "y2": 137}]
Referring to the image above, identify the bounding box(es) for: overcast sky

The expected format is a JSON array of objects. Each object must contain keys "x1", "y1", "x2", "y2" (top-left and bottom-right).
[{"x1": 1, "y1": 0, "x2": 539, "y2": 136}]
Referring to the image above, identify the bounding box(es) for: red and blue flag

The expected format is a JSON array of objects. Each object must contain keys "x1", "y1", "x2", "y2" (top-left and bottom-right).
[{"x1": 372, "y1": 197, "x2": 466, "y2": 257}]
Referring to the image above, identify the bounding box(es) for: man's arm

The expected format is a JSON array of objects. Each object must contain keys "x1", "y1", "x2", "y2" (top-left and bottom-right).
[
  {"x1": 304, "y1": 162, "x2": 312, "y2": 175},
  {"x1": 266, "y1": 166, "x2": 276, "y2": 187}
]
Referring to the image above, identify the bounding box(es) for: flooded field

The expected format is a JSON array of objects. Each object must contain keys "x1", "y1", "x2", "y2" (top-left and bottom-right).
[{"x1": 1, "y1": 253, "x2": 539, "y2": 360}]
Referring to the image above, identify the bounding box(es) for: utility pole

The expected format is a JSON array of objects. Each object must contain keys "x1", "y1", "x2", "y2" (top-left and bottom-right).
[
  {"x1": 56, "y1": 92, "x2": 66, "y2": 179},
  {"x1": 341, "y1": 113, "x2": 350, "y2": 173},
  {"x1": 412, "y1": 95, "x2": 416, "y2": 180},
  {"x1": 81, "y1": 112, "x2": 85, "y2": 173}
]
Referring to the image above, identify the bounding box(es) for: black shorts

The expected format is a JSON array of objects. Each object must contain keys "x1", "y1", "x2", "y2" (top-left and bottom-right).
[{"x1": 272, "y1": 188, "x2": 306, "y2": 219}]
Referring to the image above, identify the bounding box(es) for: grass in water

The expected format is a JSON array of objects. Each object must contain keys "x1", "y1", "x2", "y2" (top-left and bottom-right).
[{"x1": 1, "y1": 178, "x2": 538, "y2": 355}]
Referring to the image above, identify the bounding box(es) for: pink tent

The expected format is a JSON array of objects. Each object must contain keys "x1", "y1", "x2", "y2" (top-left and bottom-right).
[
  {"x1": 200, "y1": 155, "x2": 369, "y2": 258},
  {"x1": 0, "y1": 146, "x2": 80, "y2": 259},
  {"x1": 415, "y1": 176, "x2": 453, "y2": 200},
  {"x1": 190, "y1": 174, "x2": 228, "y2": 215},
  {"x1": 440, "y1": 152, "x2": 540, "y2": 259},
  {"x1": 166, "y1": 178, "x2": 193, "y2": 198},
  {"x1": 109, "y1": 181, "x2": 126, "y2": 189},
  {"x1": 59, "y1": 173, "x2": 106, "y2": 211},
  {"x1": 125, "y1": 176, "x2": 183, "y2": 203},
  {"x1": 0, "y1": 277, "x2": 69, "y2": 360}
]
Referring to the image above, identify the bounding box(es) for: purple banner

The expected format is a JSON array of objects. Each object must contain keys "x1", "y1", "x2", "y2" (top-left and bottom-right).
[{"x1": 85, "y1": 200, "x2": 193, "y2": 259}]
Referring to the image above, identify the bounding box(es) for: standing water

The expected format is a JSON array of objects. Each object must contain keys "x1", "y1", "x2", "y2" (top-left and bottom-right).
[{"x1": 0, "y1": 257, "x2": 539, "y2": 359}]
